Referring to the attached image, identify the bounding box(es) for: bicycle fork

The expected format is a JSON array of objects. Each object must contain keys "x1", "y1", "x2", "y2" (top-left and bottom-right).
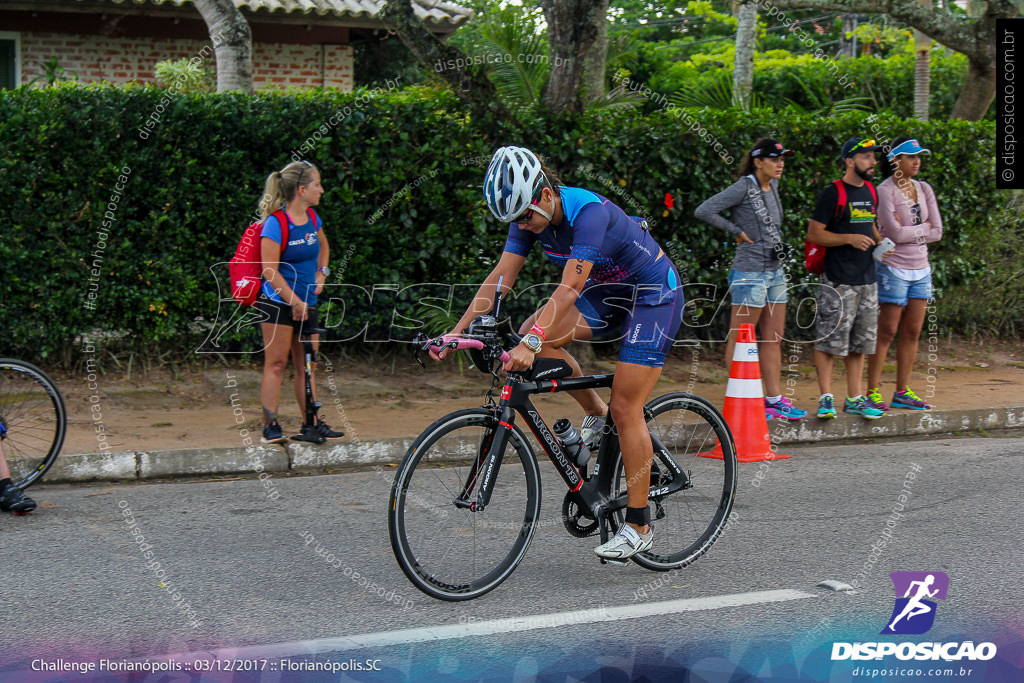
[{"x1": 454, "y1": 406, "x2": 515, "y2": 512}]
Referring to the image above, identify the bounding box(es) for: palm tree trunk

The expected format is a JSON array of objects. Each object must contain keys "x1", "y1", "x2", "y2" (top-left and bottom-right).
[
  {"x1": 192, "y1": 0, "x2": 252, "y2": 93},
  {"x1": 583, "y1": 11, "x2": 609, "y2": 103},
  {"x1": 913, "y1": 0, "x2": 932, "y2": 121},
  {"x1": 733, "y1": 0, "x2": 757, "y2": 110},
  {"x1": 913, "y1": 45, "x2": 930, "y2": 120},
  {"x1": 540, "y1": 0, "x2": 609, "y2": 114}
]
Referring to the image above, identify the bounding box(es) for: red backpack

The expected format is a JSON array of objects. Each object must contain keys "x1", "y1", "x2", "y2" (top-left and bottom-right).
[
  {"x1": 804, "y1": 179, "x2": 877, "y2": 274},
  {"x1": 229, "y1": 208, "x2": 315, "y2": 306}
]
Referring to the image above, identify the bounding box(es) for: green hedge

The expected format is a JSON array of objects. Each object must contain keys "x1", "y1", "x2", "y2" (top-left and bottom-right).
[
  {"x1": 0, "y1": 84, "x2": 1000, "y2": 362},
  {"x1": 650, "y1": 51, "x2": 971, "y2": 121}
]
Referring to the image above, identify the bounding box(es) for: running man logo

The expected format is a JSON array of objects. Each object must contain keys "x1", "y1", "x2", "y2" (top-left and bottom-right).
[{"x1": 881, "y1": 571, "x2": 949, "y2": 635}]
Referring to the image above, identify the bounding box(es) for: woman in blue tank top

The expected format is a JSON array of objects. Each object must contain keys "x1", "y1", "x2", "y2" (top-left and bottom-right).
[
  {"x1": 254, "y1": 161, "x2": 344, "y2": 445},
  {"x1": 436, "y1": 146, "x2": 684, "y2": 561}
]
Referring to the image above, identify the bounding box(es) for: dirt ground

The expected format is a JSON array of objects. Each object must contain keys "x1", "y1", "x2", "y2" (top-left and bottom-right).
[{"x1": 57, "y1": 338, "x2": 1024, "y2": 455}]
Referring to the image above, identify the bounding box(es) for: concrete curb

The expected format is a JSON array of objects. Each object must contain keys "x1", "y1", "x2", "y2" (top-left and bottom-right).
[{"x1": 38, "y1": 406, "x2": 1024, "y2": 485}]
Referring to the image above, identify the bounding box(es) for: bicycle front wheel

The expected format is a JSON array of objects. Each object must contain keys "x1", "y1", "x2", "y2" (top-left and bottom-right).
[
  {"x1": 613, "y1": 392, "x2": 737, "y2": 571},
  {"x1": 0, "y1": 359, "x2": 67, "y2": 490},
  {"x1": 388, "y1": 408, "x2": 541, "y2": 601}
]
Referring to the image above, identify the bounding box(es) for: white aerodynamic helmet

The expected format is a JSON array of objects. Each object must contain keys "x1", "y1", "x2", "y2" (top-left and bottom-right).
[{"x1": 483, "y1": 146, "x2": 552, "y2": 222}]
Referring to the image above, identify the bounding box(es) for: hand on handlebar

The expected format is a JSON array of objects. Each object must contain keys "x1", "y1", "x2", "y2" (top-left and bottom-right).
[
  {"x1": 428, "y1": 332, "x2": 461, "y2": 362},
  {"x1": 502, "y1": 343, "x2": 535, "y2": 373},
  {"x1": 422, "y1": 335, "x2": 511, "y2": 366}
]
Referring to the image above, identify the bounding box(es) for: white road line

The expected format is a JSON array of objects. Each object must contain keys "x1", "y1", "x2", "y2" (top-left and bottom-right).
[{"x1": 172, "y1": 589, "x2": 815, "y2": 661}]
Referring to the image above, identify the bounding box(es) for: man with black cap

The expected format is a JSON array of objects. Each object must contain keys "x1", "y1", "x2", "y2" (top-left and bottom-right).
[{"x1": 806, "y1": 138, "x2": 886, "y2": 421}]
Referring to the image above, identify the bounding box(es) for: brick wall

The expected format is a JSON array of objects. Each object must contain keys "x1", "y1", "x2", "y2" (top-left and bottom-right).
[
  {"x1": 250, "y1": 43, "x2": 353, "y2": 90},
  {"x1": 18, "y1": 32, "x2": 353, "y2": 91}
]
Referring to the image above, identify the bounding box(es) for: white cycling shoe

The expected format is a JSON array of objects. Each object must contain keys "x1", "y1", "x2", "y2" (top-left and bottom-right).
[{"x1": 594, "y1": 524, "x2": 653, "y2": 560}]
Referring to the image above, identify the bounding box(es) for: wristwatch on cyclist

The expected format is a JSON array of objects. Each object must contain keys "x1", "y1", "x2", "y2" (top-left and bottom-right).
[
  {"x1": 522, "y1": 333, "x2": 543, "y2": 354},
  {"x1": 317, "y1": 266, "x2": 330, "y2": 277}
]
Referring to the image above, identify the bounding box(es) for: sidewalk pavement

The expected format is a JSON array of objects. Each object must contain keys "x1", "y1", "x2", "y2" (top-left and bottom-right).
[{"x1": 41, "y1": 405, "x2": 1024, "y2": 485}]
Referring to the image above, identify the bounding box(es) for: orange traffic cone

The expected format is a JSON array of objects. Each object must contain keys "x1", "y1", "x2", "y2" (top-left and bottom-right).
[{"x1": 699, "y1": 323, "x2": 790, "y2": 462}]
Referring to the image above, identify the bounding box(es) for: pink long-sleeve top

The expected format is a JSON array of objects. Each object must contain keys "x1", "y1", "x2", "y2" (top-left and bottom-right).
[{"x1": 876, "y1": 176, "x2": 943, "y2": 270}]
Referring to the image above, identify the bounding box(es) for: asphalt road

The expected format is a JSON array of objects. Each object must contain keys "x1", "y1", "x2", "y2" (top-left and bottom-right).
[{"x1": 1, "y1": 433, "x2": 1021, "y2": 681}]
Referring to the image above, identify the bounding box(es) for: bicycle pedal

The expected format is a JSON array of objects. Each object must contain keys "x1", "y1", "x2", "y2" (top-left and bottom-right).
[{"x1": 599, "y1": 557, "x2": 631, "y2": 567}]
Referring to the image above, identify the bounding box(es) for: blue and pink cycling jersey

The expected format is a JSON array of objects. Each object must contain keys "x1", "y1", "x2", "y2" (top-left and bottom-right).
[{"x1": 502, "y1": 187, "x2": 684, "y2": 367}]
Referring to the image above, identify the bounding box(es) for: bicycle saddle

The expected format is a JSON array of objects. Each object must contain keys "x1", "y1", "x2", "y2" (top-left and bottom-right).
[{"x1": 526, "y1": 357, "x2": 573, "y2": 382}]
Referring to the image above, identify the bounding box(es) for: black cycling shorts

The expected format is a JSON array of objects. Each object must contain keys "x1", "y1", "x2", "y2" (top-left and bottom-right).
[{"x1": 255, "y1": 292, "x2": 320, "y2": 335}]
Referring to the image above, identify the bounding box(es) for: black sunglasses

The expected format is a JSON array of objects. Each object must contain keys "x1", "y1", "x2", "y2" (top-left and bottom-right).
[{"x1": 514, "y1": 207, "x2": 535, "y2": 224}]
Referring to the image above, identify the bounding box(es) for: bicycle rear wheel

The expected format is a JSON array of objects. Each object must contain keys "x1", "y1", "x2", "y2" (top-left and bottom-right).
[
  {"x1": 0, "y1": 359, "x2": 67, "y2": 490},
  {"x1": 389, "y1": 408, "x2": 541, "y2": 601},
  {"x1": 613, "y1": 392, "x2": 737, "y2": 571}
]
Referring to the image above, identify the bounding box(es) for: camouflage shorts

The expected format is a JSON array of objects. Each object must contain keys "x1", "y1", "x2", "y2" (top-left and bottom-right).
[{"x1": 815, "y1": 277, "x2": 879, "y2": 356}]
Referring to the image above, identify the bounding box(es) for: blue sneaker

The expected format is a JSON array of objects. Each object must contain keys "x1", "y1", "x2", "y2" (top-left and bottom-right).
[
  {"x1": 844, "y1": 396, "x2": 885, "y2": 420},
  {"x1": 817, "y1": 394, "x2": 836, "y2": 419},
  {"x1": 766, "y1": 397, "x2": 807, "y2": 420}
]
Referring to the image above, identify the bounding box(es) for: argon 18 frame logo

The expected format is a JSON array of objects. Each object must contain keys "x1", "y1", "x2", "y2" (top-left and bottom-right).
[{"x1": 527, "y1": 411, "x2": 580, "y2": 488}]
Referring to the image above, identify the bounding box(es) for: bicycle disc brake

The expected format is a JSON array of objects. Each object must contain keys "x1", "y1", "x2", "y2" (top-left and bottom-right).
[{"x1": 561, "y1": 492, "x2": 599, "y2": 538}]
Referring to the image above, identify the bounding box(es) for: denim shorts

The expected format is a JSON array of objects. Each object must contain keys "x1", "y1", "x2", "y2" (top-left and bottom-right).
[
  {"x1": 727, "y1": 268, "x2": 789, "y2": 307},
  {"x1": 876, "y1": 264, "x2": 933, "y2": 306}
]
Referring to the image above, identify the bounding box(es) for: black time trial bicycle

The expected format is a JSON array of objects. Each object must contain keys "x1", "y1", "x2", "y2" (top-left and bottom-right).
[
  {"x1": 388, "y1": 316, "x2": 738, "y2": 601},
  {"x1": 0, "y1": 358, "x2": 67, "y2": 489}
]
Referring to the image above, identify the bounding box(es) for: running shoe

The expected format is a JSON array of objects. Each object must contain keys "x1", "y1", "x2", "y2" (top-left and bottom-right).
[
  {"x1": 594, "y1": 524, "x2": 653, "y2": 560},
  {"x1": 891, "y1": 387, "x2": 932, "y2": 410},
  {"x1": 844, "y1": 396, "x2": 885, "y2": 420},
  {"x1": 261, "y1": 420, "x2": 287, "y2": 444},
  {"x1": 765, "y1": 397, "x2": 807, "y2": 420},
  {"x1": 580, "y1": 414, "x2": 607, "y2": 450},
  {"x1": 0, "y1": 486, "x2": 37, "y2": 514},
  {"x1": 314, "y1": 417, "x2": 345, "y2": 440},
  {"x1": 866, "y1": 387, "x2": 890, "y2": 412},
  {"x1": 817, "y1": 394, "x2": 837, "y2": 419}
]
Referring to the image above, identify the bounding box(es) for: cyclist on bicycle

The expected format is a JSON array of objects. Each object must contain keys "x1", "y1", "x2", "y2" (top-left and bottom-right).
[
  {"x1": 435, "y1": 146, "x2": 685, "y2": 560},
  {"x1": 0, "y1": 440, "x2": 36, "y2": 513}
]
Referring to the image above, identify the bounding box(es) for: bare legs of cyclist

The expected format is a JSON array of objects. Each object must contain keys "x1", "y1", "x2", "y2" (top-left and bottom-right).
[
  {"x1": 610, "y1": 361, "x2": 663, "y2": 530},
  {"x1": 518, "y1": 308, "x2": 661, "y2": 559},
  {"x1": 517, "y1": 308, "x2": 607, "y2": 420}
]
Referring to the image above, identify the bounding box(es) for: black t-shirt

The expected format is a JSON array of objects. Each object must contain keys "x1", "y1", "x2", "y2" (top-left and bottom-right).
[{"x1": 811, "y1": 181, "x2": 878, "y2": 285}]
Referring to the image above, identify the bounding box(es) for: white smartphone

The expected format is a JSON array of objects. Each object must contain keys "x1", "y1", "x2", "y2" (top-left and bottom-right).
[{"x1": 873, "y1": 237, "x2": 896, "y2": 262}]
